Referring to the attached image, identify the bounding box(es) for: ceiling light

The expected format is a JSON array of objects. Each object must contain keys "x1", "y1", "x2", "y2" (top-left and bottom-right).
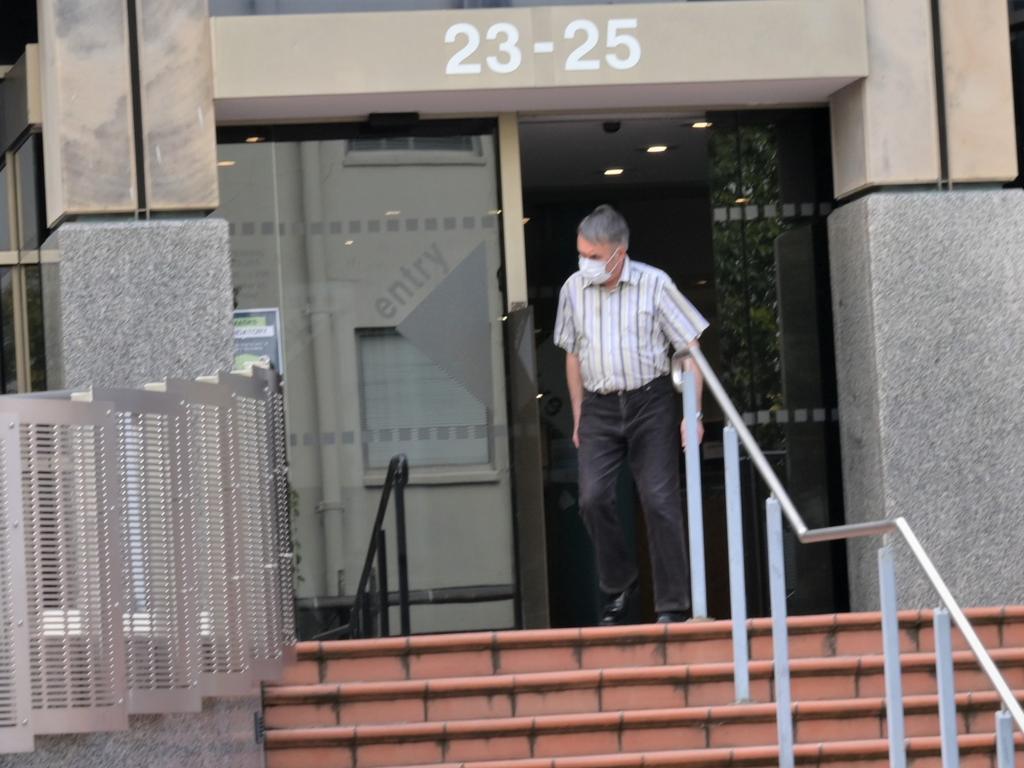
[
  {"x1": 344, "y1": 240, "x2": 355, "y2": 246},
  {"x1": 735, "y1": 197, "x2": 751, "y2": 205},
  {"x1": 535, "y1": 393, "x2": 544, "y2": 399},
  {"x1": 604, "y1": 168, "x2": 624, "y2": 176},
  {"x1": 244, "y1": 136, "x2": 265, "y2": 143},
  {"x1": 691, "y1": 121, "x2": 713, "y2": 129},
  {"x1": 646, "y1": 145, "x2": 668, "y2": 154},
  {"x1": 217, "y1": 160, "x2": 236, "y2": 167},
  {"x1": 385, "y1": 210, "x2": 401, "y2": 216},
  {"x1": 695, "y1": 279, "x2": 709, "y2": 286}
]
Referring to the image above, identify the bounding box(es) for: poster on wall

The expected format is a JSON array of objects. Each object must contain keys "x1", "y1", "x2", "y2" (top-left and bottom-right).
[{"x1": 233, "y1": 308, "x2": 284, "y2": 376}]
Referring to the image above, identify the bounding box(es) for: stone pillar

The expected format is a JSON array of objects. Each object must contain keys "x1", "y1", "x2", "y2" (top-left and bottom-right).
[
  {"x1": 18, "y1": 1, "x2": 261, "y2": 766},
  {"x1": 826, "y1": 0, "x2": 1020, "y2": 610},
  {"x1": 829, "y1": 0, "x2": 1016, "y2": 198},
  {"x1": 827, "y1": 190, "x2": 1024, "y2": 610},
  {"x1": 42, "y1": 219, "x2": 234, "y2": 390}
]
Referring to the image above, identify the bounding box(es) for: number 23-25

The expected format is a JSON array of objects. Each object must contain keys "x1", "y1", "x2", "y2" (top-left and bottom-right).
[{"x1": 445, "y1": 19, "x2": 641, "y2": 75}]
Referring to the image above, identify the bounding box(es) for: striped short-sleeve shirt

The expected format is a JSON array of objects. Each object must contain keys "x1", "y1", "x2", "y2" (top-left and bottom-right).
[{"x1": 553, "y1": 258, "x2": 709, "y2": 394}]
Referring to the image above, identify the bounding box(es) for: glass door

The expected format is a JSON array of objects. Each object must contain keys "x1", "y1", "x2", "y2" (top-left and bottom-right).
[{"x1": 217, "y1": 121, "x2": 517, "y2": 636}]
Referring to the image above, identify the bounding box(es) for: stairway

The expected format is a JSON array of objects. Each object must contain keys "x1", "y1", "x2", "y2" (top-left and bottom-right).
[{"x1": 263, "y1": 608, "x2": 1024, "y2": 767}]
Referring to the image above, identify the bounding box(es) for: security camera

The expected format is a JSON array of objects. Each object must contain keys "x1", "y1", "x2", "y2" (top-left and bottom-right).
[{"x1": 602, "y1": 121, "x2": 621, "y2": 134}]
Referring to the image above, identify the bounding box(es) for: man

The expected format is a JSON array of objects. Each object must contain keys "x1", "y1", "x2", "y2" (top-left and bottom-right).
[{"x1": 553, "y1": 204, "x2": 708, "y2": 625}]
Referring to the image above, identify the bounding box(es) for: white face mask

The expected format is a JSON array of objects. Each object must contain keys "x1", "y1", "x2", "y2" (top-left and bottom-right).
[{"x1": 579, "y1": 248, "x2": 622, "y2": 286}]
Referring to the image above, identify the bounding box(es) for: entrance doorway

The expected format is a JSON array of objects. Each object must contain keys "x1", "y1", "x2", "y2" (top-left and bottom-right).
[{"x1": 520, "y1": 110, "x2": 848, "y2": 627}]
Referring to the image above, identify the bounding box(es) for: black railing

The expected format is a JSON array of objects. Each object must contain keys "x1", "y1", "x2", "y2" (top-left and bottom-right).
[{"x1": 315, "y1": 454, "x2": 410, "y2": 640}]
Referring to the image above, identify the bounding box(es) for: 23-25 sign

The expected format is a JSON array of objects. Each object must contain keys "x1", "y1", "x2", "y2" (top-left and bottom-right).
[{"x1": 445, "y1": 19, "x2": 641, "y2": 75}]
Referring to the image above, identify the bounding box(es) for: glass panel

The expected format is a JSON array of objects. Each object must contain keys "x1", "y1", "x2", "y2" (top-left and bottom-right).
[
  {"x1": 218, "y1": 124, "x2": 515, "y2": 636},
  {"x1": 14, "y1": 135, "x2": 45, "y2": 252},
  {"x1": 23, "y1": 264, "x2": 46, "y2": 392},
  {"x1": 0, "y1": 269, "x2": 15, "y2": 394},
  {"x1": 211, "y1": 0, "x2": 691, "y2": 15},
  {"x1": 358, "y1": 329, "x2": 489, "y2": 468},
  {"x1": 0, "y1": 163, "x2": 11, "y2": 252}
]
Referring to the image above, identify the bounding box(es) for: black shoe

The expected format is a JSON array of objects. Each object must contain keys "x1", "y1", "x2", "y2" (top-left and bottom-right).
[
  {"x1": 599, "y1": 582, "x2": 637, "y2": 626},
  {"x1": 656, "y1": 612, "x2": 688, "y2": 624}
]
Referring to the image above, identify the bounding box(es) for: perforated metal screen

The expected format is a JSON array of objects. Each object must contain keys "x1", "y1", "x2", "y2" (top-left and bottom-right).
[
  {"x1": 264, "y1": 371, "x2": 297, "y2": 651},
  {"x1": 0, "y1": 418, "x2": 32, "y2": 753},
  {"x1": 167, "y1": 380, "x2": 254, "y2": 696},
  {"x1": 11, "y1": 402, "x2": 128, "y2": 735},
  {"x1": 227, "y1": 372, "x2": 285, "y2": 681},
  {"x1": 87, "y1": 390, "x2": 201, "y2": 715},
  {"x1": 0, "y1": 365, "x2": 296, "y2": 753}
]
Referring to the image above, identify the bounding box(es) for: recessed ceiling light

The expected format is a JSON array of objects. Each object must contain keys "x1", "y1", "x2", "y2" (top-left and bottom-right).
[
  {"x1": 244, "y1": 136, "x2": 265, "y2": 143},
  {"x1": 385, "y1": 210, "x2": 401, "y2": 216},
  {"x1": 695, "y1": 279, "x2": 709, "y2": 286},
  {"x1": 691, "y1": 121, "x2": 713, "y2": 129},
  {"x1": 217, "y1": 160, "x2": 236, "y2": 167},
  {"x1": 344, "y1": 240, "x2": 355, "y2": 246},
  {"x1": 646, "y1": 145, "x2": 669, "y2": 154},
  {"x1": 735, "y1": 197, "x2": 751, "y2": 205},
  {"x1": 604, "y1": 168, "x2": 624, "y2": 176}
]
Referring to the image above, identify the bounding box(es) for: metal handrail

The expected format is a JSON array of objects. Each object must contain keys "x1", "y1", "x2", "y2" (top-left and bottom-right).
[
  {"x1": 313, "y1": 454, "x2": 410, "y2": 640},
  {"x1": 672, "y1": 345, "x2": 1024, "y2": 737}
]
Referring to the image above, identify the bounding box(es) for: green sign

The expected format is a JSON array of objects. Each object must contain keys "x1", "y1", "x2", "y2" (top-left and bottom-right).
[{"x1": 233, "y1": 308, "x2": 283, "y2": 375}]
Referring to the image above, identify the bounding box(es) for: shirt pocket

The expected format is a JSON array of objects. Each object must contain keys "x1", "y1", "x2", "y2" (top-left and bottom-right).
[{"x1": 636, "y1": 308, "x2": 656, "y2": 347}]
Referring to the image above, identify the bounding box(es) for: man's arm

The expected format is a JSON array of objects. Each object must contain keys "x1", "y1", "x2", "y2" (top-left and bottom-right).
[
  {"x1": 566, "y1": 352, "x2": 584, "y2": 448},
  {"x1": 681, "y1": 339, "x2": 705, "y2": 448}
]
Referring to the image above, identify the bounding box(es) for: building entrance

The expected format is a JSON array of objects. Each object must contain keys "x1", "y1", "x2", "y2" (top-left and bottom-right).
[{"x1": 520, "y1": 110, "x2": 849, "y2": 626}]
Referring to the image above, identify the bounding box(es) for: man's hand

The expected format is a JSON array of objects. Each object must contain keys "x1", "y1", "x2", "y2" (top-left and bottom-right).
[{"x1": 680, "y1": 418, "x2": 704, "y2": 450}]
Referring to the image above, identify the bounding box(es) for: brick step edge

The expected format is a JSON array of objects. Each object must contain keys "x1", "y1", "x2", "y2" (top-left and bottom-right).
[
  {"x1": 297, "y1": 607, "x2": 1024, "y2": 661},
  {"x1": 385, "y1": 732, "x2": 1024, "y2": 768},
  {"x1": 263, "y1": 686, "x2": 1021, "y2": 748},
  {"x1": 266, "y1": 646, "x2": 1024, "y2": 707}
]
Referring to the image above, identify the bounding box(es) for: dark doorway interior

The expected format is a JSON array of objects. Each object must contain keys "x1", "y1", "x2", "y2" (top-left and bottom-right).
[
  {"x1": 0, "y1": 1, "x2": 37, "y2": 66},
  {"x1": 521, "y1": 110, "x2": 848, "y2": 628}
]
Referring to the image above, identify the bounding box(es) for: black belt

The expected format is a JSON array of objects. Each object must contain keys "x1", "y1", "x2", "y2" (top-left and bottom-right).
[{"x1": 585, "y1": 374, "x2": 672, "y2": 399}]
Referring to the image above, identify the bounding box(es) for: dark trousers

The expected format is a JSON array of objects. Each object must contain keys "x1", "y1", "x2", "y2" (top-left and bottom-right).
[{"x1": 577, "y1": 375, "x2": 691, "y2": 614}]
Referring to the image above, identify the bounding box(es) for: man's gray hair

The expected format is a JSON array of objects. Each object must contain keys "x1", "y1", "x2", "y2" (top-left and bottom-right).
[{"x1": 578, "y1": 204, "x2": 630, "y2": 248}]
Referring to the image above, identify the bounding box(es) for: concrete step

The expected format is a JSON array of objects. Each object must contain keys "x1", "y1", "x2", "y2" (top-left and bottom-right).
[
  {"x1": 265, "y1": 647, "x2": 1024, "y2": 729},
  {"x1": 279, "y1": 608, "x2": 1024, "y2": 687},
  {"x1": 263, "y1": 688, "x2": 1024, "y2": 768}
]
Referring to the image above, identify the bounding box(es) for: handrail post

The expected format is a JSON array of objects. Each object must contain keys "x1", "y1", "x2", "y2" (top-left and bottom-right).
[
  {"x1": 377, "y1": 530, "x2": 390, "y2": 637},
  {"x1": 724, "y1": 425, "x2": 750, "y2": 702},
  {"x1": 395, "y1": 455, "x2": 411, "y2": 636},
  {"x1": 767, "y1": 497, "x2": 794, "y2": 768},
  {"x1": 996, "y1": 709, "x2": 1015, "y2": 768},
  {"x1": 879, "y1": 546, "x2": 907, "y2": 768},
  {"x1": 682, "y1": 370, "x2": 707, "y2": 619},
  {"x1": 933, "y1": 608, "x2": 959, "y2": 768}
]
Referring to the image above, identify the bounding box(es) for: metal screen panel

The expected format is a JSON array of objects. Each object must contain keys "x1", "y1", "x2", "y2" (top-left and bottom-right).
[
  {"x1": 87, "y1": 389, "x2": 201, "y2": 715},
  {"x1": 255, "y1": 367, "x2": 297, "y2": 654},
  {"x1": 0, "y1": 416, "x2": 33, "y2": 753},
  {"x1": 0, "y1": 401, "x2": 128, "y2": 735},
  {"x1": 222, "y1": 371, "x2": 285, "y2": 680},
  {"x1": 164, "y1": 380, "x2": 253, "y2": 696}
]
